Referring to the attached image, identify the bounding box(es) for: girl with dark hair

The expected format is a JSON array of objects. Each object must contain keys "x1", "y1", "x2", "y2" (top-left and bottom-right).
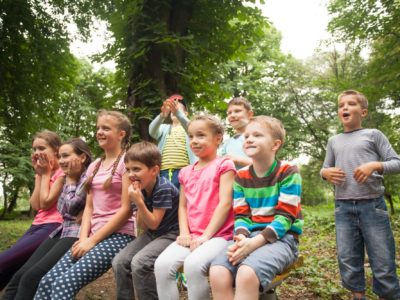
[
  {"x1": 0, "y1": 130, "x2": 64, "y2": 291},
  {"x1": 1, "y1": 138, "x2": 92, "y2": 300}
]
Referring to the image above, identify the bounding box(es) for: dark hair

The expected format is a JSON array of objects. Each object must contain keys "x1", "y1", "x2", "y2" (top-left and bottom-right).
[
  {"x1": 62, "y1": 138, "x2": 92, "y2": 170},
  {"x1": 125, "y1": 141, "x2": 161, "y2": 168},
  {"x1": 227, "y1": 97, "x2": 252, "y2": 111},
  {"x1": 33, "y1": 130, "x2": 61, "y2": 153}
]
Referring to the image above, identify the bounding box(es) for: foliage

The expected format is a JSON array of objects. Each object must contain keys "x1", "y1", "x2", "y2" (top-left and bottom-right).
[
  {"x1": 0, "y1": 218, "x2": 32, "y2": 251},
  {"x1": 327, "y1": 0, "x2": 400, "y2": 204},
  {"x1": 300, "y1": 160, "x2": 334, "y2": 206}
]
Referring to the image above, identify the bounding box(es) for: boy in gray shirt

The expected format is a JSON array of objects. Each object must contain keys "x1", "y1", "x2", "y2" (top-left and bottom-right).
[{"x1": 321, "y1": 90, "x2": 400, "y2": 300}]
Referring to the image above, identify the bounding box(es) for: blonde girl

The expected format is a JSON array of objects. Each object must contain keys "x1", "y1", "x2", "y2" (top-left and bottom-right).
[
  {"x1": 0, "y1": 130, "x2": 64, "y2": 290},
  {"x1": 34, "y1": 110, "x2": 135, "y2": 299},
  {"x1": 155, "y1": 115, "x2": 236, "y2": 300}
]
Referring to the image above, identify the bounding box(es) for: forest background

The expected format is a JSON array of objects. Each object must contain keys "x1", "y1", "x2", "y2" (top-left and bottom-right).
[
  {"x1": 0, "y1": 0, "x2": 399, "y2": 298},
  {"x1": 1, "y1": 0, "x2": 399, "y2": 214}
]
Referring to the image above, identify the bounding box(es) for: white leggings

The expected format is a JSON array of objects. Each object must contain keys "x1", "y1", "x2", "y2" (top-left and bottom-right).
[{"x1": 154, "y1": 237, "x2": 228, "y2": 300}]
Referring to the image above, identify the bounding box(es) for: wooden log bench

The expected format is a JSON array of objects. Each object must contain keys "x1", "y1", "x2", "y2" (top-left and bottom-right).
[{"x1": 176, "y1": 255, "x2": 304, "y2": 300}]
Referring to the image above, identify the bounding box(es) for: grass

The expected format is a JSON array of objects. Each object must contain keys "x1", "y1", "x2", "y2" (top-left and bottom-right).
[
  {"x1": 0, "y1": 217, "x2": 32, "y2": 251},
  {"x1": 1, "y1": 203, "x2": 399, "y2": 299}
]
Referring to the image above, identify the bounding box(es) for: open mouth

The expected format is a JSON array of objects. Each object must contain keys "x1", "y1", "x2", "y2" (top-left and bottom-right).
[{"x1": 342, "y1": 112, "x2": 350, "y2": 118}]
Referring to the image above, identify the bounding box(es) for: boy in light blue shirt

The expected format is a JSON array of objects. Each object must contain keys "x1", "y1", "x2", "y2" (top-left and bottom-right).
[{"x1": 220, "y1": 97, "x2": 253, "y2": 169}]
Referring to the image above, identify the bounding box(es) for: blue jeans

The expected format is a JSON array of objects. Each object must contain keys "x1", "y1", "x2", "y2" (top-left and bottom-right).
[
  {"x1": 160, "y1": 168, "x2": 181, "y2": 190},
  {"x1": 335, "y1": 197, "x2": 400, "y2": 299}
]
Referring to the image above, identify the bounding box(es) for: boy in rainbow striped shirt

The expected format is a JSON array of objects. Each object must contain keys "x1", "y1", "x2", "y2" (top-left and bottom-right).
[{"x1": 210, "y1": 115, "x2": 303, "y2": 300}]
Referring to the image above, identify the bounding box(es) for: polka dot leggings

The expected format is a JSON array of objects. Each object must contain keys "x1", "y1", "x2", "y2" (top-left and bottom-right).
[{"x1": 34, "y1": 233, "x2": 133, "y2": 300}]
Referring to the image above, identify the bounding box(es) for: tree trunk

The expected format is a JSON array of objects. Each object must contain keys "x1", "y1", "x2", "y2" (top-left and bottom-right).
[{"x1": 126, "y1": 0, "x2": 195, "y2": 140}]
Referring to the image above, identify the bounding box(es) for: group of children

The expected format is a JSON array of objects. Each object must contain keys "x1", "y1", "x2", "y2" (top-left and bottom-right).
[{"x1": 0, "y1": 90, "x2": 399, "y2": 300}]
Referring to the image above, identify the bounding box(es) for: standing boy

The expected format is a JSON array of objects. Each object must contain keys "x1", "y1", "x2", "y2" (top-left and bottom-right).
[
  {"x1": 220, "y1": 97, "x2": 253, "y2": 169},
  {"x1": 210, "y1": 116, "x2": 303, "y2": 299},
  {"x1": 112, "y1": 141, "x2": 179, "y2": 300},
  {"x1": 321, "y1": 90, "x2": 400, "y2": 300},
  {"x1": 149, "y1": 94, "x2": 195, "y2": 189}
]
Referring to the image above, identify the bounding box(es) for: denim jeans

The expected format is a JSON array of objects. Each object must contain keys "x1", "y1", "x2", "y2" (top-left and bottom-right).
[
  {"x1": 335, "y1": 197, "x2": 400, "y2": 299},
  {"x1": 160, "y1": 169, "x2": 181, "y2": 190}
]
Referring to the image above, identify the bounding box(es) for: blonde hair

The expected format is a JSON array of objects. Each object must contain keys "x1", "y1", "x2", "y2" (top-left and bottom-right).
[
  {"x1": 227, "y1": 96, "x2": 252, "y2": 111},
  {"x1": 189, "y1": 114, "x2": 224, "y2": 137},
  {"x1": 84, "y1": 110, "x2": 132, "y2": 192},
  {"x1": 338, "y1": 90, "x2": 368, "y2": 109},
  {"x1": 249, "y1": 115, "x2": 286, "y2": 151}
]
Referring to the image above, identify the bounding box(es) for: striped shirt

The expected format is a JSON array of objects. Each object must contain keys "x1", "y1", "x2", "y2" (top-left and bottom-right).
[
  {"x1": 161, "y1": 125, "x2": 189, "y2": 170},
  {"x1": 233, "y1": 160, "x2": 303, "y2": 243},
  {"x1": 322, "y1": 128, "x2": 400, "y2": 200},
  {"x1": 49, "y1": 173, "x2": 87, "y2": 238}
]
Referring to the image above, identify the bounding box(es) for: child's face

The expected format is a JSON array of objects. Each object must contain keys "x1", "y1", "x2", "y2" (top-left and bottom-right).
[
  {"x1": 243, "y1": 122, "x2": 281, "y2": 159},
  {"x1": 338, "y1": 95, "x2": 367, "y2": 132},
  {"x1": 227, "y1": 104, "x2": 252, "y2": 131},
  {"x1": 58, "y1": 144, "x2": 85, "y2": 175},
  {"x1": 188, "y1": 120, "x2": 221, "y2": 159},
  {"x1": 125, "y1": 160, "x2": 158, "y2": 189},
  {"x1": 171, "y1": 102, "x2": 187, "y2": 122},
  {"x1": 96, "y1": 115, "x2": 125, "y2": 150},
  {"x1": 32, "y1": 138, "x2": 57, "y2": 162}
]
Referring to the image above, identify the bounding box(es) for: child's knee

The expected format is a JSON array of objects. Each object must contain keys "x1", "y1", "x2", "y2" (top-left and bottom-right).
[
  {"x1": 210, "y1": 265, "x2": 232, "y2": 287},
  {"x1": 184, "y1": 258, "x2": 207, "y2": 278},
  {"x1": 112, "y1": 250, "x2": 133, "y2": 273},
  {"x1": 236, "y1": 265, "x2": 259, "y2": 287},
  {"x1": 154, "y1": 256, "x2": 173, "y2": 278}
]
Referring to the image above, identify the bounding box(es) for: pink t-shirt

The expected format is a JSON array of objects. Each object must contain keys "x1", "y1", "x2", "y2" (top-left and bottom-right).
[
  {"x1": 32, "y1": 168, "x2": 64, "y2": 225},
  {"x1": 178, "y1": 156, "x2": 235, "y2": 240},
  {"x1": 86, "y1": 155, "x2": 135, "y2": 237}
]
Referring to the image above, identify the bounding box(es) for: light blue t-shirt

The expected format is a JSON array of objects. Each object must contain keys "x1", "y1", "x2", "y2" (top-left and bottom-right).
[{"x1": 219, "y1": 134, "x2": 248, "y2": 169}]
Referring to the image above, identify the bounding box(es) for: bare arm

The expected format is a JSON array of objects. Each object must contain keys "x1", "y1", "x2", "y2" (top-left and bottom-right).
[
  {"x1": 177, "y1": 185, "x2": 191, "y2": 247},
  {"x1": 72, "y1": 174, "x2": 132, "y2": 258},
  {"x1": 29, "y1": 175, "x2": 42, "y2": 211},
  {"x1": 129, "y1": 180, "x2": 166, "y2": 230},
  {"x1": 190, "y1": 170, "x2": 235, "y2": 250}
]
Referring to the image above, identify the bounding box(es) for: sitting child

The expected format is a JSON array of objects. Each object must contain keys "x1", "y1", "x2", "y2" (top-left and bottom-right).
[
  {"x1": 155, "y1": 115, "x2": 236, "y2": 300},
  {"x1": 112, "y1": 141, "x2": 179, "y2": 300},
  {"x1": 210, "y1": 116, "x2": 303, "y2": 300}
]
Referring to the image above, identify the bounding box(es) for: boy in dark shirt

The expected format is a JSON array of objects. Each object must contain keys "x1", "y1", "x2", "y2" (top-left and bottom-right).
[{"x1": 112, "y1": 141, "x2": 179, "y2": 300}]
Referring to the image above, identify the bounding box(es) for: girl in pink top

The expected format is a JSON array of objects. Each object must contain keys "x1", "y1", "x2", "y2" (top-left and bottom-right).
[
  {"x1": 35, "y1": 110, "x2": 135, "y2": 300},
  {"x1": 155, "y1": 115, "x2": 236, "y2": 300},
  {"x1": 0, "y1": 130, "x2": 64, "y2": 290}
]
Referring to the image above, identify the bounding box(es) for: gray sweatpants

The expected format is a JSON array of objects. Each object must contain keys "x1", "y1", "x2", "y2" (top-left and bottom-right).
[{"x1": 154, "y1": 237, "x2": 228, "y2": 300}]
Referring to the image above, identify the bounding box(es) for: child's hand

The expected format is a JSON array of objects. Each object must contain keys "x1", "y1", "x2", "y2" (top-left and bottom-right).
[
  {"x1": 353, "y1": 162, "x2": 381, "y2": 183},
  {"x1": 177, "y1": 234, "x2": 191, "y2": 247},
  {"x1": 71, "y1": 237, "x2": 96, "y2": 259},
  {"x1": 65, "y1": 158, "x2": 82, "y2": 182},
  {"x1": 168, "y1": 99, "x2": 180, "y2": 114},
  {"x1": 128, "y1": 181, "x2": 144, "y2": 206},
  {"x1": 31, "y1": 153, "x2": 40, "y2": 173},
  {"x1": 322, "y1": 167, "x2": 345, "y2": 185},
  {"x1": 228, "y1": 234, "x2": 264, "y2": 266},
  {"x1": 160, "y1": 99, "x2": 171, "y2": 118},
  {"x1": 189, "y1": 235, "x2": 209, "y2": 251}
]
